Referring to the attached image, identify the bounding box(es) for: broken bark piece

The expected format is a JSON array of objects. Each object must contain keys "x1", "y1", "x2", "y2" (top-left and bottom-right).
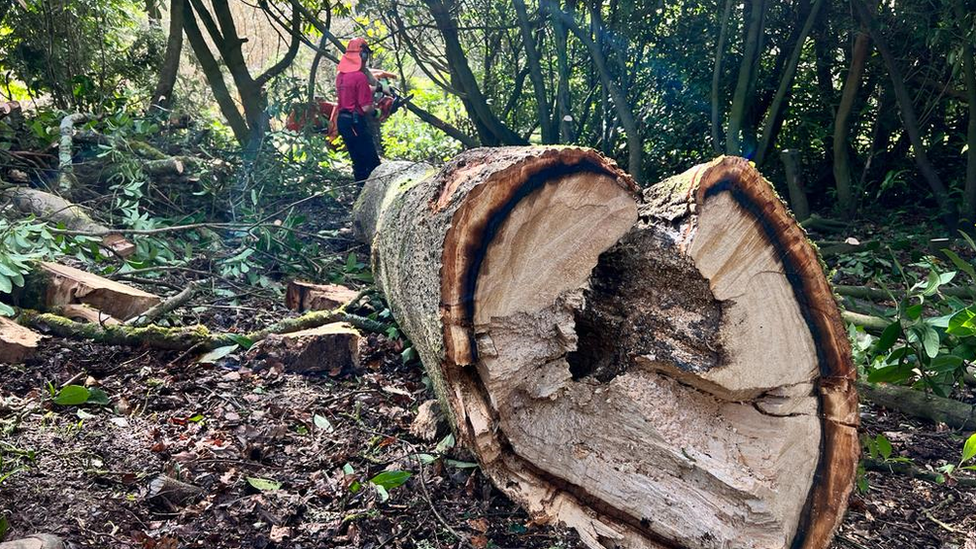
[
  {"x1": 3, "y1": 187, "x2": 136, "y2": 257},
  {"x1": 244, "y1": 322, "x2": 361, "y2": 374},
  {"x1": 36, "y1": 262, "x2": 161, "y2": 321},
  {"x1": 285, "y1": 281, "x2": 359, "y2": 312},
  {"x1": 148, "y1": 474, "x2": 204, "y2": 504},
  {"x1": 0, "y1": 316, "x2": 42, "y2": 363},
  {"x1": 59, "y1": 304, "x2": 121, "y2": 326},
  {"x1": 355, "y1": 148, "x2": 857, "y2": 549},
  {"x1": 0, "y1": 534, "x2": 66, "y2": 549},
  {"x1": 410, "y1": 400, "x2": 445, "y2": 441}
]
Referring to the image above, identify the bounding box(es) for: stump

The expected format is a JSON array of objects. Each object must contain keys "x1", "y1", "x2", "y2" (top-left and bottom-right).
[
  {"x1": 285, "y1": 281, "x2": 359, "y2": 312},
  {"x1": 244, "y1": 322, "x2": 361, "y2": 375},
  {"x1": 353, "y1": 148, "x2": 858, "y2": 549}
]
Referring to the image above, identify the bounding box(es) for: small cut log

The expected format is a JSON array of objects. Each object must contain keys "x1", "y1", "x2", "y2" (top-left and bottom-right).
[
  {"x1": 27, "y1": 262, "x2": 161, "y2": 321},
  {"x1": 354, "y1": 148, "x2": 858, "y2": 549},
  {"x1": 285, "y1": 281, "x2": 359, "y2": 312},
  {"x1": 59, "y1": 304, "x2": 121, "y2": 326},
  {"x1": 0, "y1": 316, "x2": 42, "y2": 363},
  {"x1": 243, "y1": 322, "x2": 361, "y2": 374}
]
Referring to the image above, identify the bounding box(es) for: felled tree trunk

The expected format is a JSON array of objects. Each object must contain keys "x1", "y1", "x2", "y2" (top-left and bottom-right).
[{"x1": 353, "y1": 148, "x2": 858, "y2": 549}]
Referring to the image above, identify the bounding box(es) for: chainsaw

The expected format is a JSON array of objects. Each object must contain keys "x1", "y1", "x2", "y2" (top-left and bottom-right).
[{"x1": 285, "y1": 69, "x2": 412, "y2": 144}]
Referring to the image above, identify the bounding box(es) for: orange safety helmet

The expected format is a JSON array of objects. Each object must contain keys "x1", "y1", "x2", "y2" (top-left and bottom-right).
[{"x1": 338, "y1": 37, "x2": 370, "y2": 73}]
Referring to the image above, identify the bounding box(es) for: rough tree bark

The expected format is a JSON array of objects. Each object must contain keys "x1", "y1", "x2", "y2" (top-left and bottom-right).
[
  {"x1": 352, "y1": 147, "x2": 857, "y2": 549},
  {"x1": 150, "y1": 0, "x2": 185, "y2": 112}
]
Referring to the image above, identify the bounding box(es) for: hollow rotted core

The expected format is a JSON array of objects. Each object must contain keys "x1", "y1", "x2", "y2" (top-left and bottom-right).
[{"x1": 567, "y1": 225, "x2": 725, "y2": 382}]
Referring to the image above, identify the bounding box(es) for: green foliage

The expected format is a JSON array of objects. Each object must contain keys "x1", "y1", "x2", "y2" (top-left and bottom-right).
[
  {"x1": 848, "y1": 241, "x2": 976, "y2": 395},
  {"x1": 1, "y1": 0, "x2": 163, "y2": 109},
  {"x1": 381, "y1": 81, "x2": 464, "y2": 163}
]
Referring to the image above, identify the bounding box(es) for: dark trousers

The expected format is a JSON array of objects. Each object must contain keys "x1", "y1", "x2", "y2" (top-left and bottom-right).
[{"x1": 337, "y1": 112, "x2": 381, "y2": 182}]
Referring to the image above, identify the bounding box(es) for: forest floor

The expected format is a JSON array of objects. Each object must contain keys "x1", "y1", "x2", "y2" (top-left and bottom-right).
[{"x1": 1, "y1": 192, "x2": 975, "y2": 549}]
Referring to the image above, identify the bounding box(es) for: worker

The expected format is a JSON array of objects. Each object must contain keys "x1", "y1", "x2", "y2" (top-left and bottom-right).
[{"x1": 336, "y1": 37, "x2": 382, "y2": 183}]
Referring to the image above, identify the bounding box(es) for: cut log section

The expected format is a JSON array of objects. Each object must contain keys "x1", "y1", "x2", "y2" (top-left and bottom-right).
[
  {"x1": 243, "y1": 322, "x2": 361, "y2": 375},
  {"x1": 60, "y1": 304, "x2": 121, "y2": 326},
  {"x1": 0, "y1": 316, "x2": 43, "y2": 363},
  {"x1": 285, "y1": 281, "x2": 359, "y2": 312},
  {"x1": 32, "y1": 262, "x2": 161, "y2": 321},
  {"x1": 354, "y1": 148, "x2": 858, "y2": 549}
]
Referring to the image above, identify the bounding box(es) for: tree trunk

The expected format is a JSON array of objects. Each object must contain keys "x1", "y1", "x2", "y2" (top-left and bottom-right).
[
  {"x1": 552, "y1": 0, "x2": 575, "y2": 143},
  {"x1": 727, "y1": 0, "x2": 766, "y2": 155},
  {"x1": 150, "y1": 0, "x2": 185, "y2": 112},
  {"x1": 181, "y1": 0, "x2": 250, "y2": 144},
  {"x1": 352, "y1": 148, "x2": 857, "y2": 549},
  {"x1": 513, "y1": 0, "x2": 554, "y2": 144},
  {"x1": 552, "y1": 7, "x2": 642, "y2": 181},
  {"x1": 711, "y1": 0, "x2": 734, "y2": 154},
  {"x1": 957, "y1": 1, "x2": 976, "y2": 225},
  {"x1": 424, "y1": 0, "x2": 525, "y2": 146},
  {"x1": 852, "y1": 0, "x2": 956, "y2": 227},
  {"x1": 781, "y1": 149, "x2": 810, "y2": 221},
  {"x1": 754, "y1": 0, "x2": 824, "y2": 166},
  {"x1": 832, "y1": 25, "x2": 870, "y2": 219}
]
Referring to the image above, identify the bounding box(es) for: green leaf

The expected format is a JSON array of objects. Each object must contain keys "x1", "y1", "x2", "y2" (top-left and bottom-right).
[
  {"x1": 0, "y1": 302, "x2": 15, "y2": 317},
  {"x1": 374, "y1": 484, "x2": 390, "y2": 502},
  {"x1": 962, "y1": 433, "x2": 976, "y2": 464},
  {"x1": 444, "y1": 459, "x2": 479, "y2": 469},
  {"x1": 342, "y1": 463, "x2": 355, "y2": 475},
  {"x1": 370, "y1": 470, "x2": 412, "y2": 490},
  {"x1": 876, "y1": 435, "x2": 892, "y2": 461},
  {"x1": 53, "y1": 385, "x2": 90, "y2": 406},
  {"x1": 188, "y1": 414, "x2": 205, "y2": 423},
  {"x1": 928, "y1": 354, "x2": 964, "y2": 373},
  {"x1": 875, "y1": 322, "x2": 901, "y2": 355},
  {"x1": 87, "y1": 388, "x2": 110, "y2": 405},
  {"x1": 943, "y1": 249, "x2": 976, "y2": 283},
  {"x1": 434, "y1": 433, "x2": 455, "y2": 454},
  {"x1": 197, "y1": 344, "x2": 238, "y2": 364},
  {"x1": 246, "y1": 477, "x2": 281, "y2": 491},
  {"x1": 226, "y1": 334, "x2": 254, "y2": 349},
  {"x1": 313, "y1": 414, "x2": 334, "y2": 432},
  {"x1": 0, "y1": 515, "x2": 8, "y2": 541},
  {"x1": 948, "y1": 306, "x2": 976, "y2": 336},
  {"x1": 0, "y1": 274, "x2": 11, "y2": 294},
  {"x1": 905, "y1": 303, "x2": 923, "y2": 321},
  {"x1": 867, "y1": 363, "x2": 914, "y2": 384},
  {"x1": 410, "y1": 453, "x2": 438, "y2": 465},
  {"x1": 401, "y1": 346, "x2": 417, "y2": 364},
  {"x1": 916, "y1": 324, "x2": 940, "y2": 358}
]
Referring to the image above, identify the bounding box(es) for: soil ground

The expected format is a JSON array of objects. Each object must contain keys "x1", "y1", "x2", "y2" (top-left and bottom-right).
[{"x1": 2, "y1": 196, "x2": 975, "y2": 549}]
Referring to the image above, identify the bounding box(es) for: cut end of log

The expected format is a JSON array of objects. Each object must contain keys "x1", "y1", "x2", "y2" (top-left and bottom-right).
[
  {"x1": 0, "y1": 316, "x2": 43, "y2": 364},
  {"x1": 285, "y1": 281, "x2": 359, "y2": 313},
  {"x1": 431, "y1": 154, "x2": 855, "y2": 549},
  {"x1": 39, "y1": 262, "x2": 161, "y2": 321},
  {"x1": 362, "y1": 148, "x2": 856, "y2": 549},
  {"x1": 244, "y1": 322, "x2": 361, "y2": 375}
]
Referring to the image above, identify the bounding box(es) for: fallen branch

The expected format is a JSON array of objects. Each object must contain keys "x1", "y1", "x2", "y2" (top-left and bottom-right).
[
  {"x1": 125, "y1": 280, "x2": 203, "y2": 327},
  {"x1": 3, "y1": 187, "x2": 136, "y2": 257},
  {"x1": 836, "y1": 284, "x2": 976, "y2": 301},
  {"x1": 862, "y1": 460, "x2": 976, "y2": 488},
  {"x1": 840, "y1": 310, "x2": 889, "y2": 331},
  {"x1": 17, "y1": 305, "x2": 386, "y2": 352},
  {"x1": 856, "y1": 380, "x2": 976, "y2": 430}
]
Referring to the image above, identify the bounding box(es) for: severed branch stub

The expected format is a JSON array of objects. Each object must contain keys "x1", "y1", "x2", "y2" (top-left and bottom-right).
[{"x1": 353, "y1": 148, "x2": 858, "y2": 549}]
